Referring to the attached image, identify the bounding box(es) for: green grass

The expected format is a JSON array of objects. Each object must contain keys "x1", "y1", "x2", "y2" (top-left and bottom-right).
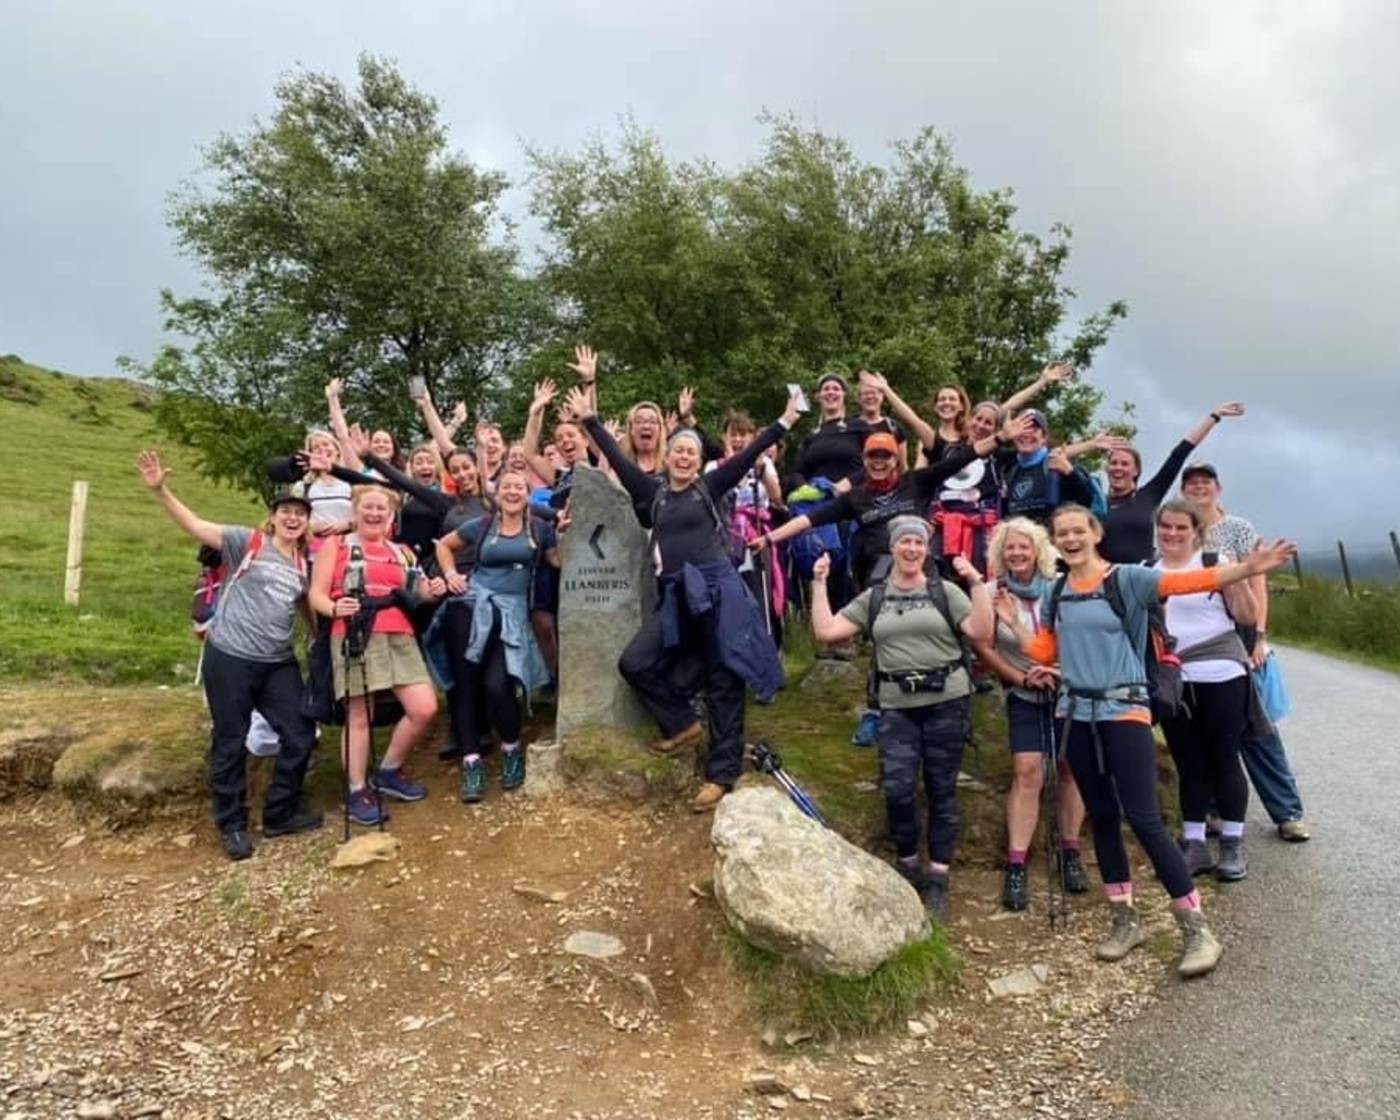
[
  {"x1": 726, "y1": 927, "x2": 960, "y2": 1038},
  {"x1": 1269, "y1": 577, "x2": 1400, "y2": 675},
  {"x1": 0, "y1": 356, "x2": 259, "y2": 683}
]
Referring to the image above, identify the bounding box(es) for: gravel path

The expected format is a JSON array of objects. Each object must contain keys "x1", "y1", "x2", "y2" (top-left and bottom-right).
[{"x1": 1103, "y1": 645, "x2": 1400, "y2": 1118}]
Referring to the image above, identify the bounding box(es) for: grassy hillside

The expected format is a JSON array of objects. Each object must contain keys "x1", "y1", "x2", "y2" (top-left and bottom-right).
[{"x1": 0, "y1": 355, "x2": 260, "y2": 682}]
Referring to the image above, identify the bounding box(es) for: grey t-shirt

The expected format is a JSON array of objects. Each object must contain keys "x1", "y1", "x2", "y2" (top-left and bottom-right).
[
  {"x1": 207, "y1": 528, "x2": 308, "y2": 663},
  {"x1": 841, "y1": 581, "x2": 972, "y2": 709}
]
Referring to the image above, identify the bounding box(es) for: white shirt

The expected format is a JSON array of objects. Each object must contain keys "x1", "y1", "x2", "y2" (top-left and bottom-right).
[{"x1": 1153, "y1": 551, "x2": 1245, "y2": 683}]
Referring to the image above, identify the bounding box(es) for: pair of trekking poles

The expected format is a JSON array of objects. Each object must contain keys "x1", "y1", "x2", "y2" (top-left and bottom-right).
[{"x1": 339, "y1": 588, "x2": 386, "y2": 842}]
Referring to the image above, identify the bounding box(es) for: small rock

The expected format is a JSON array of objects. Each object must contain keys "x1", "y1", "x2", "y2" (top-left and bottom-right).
[
  {"x1": 783, "y1": 1029, "x2": 814, "y2": 1047},
  {"x1": 628, "y1": 972, "x2": 659, "y2": 1008},
  {"x1": 852, "y1": 1053, "x2": 879, "y2": 1066},
  {"x1": 563, "y1": 931, "x2": 625, "y2": 959},
  {"x1": 800, "y1": 659, "x2": 860, "y2": 691},
  {"x1": 987, "y1": 965, "x2": 1047, "y2": 999},
  {"x1": 955, "y1": 771, "x2": 990, "y2": 792},
  {"x1": 768, "y1": 1099, "x2": 788, "y2": 1112},
  {"x1": 748, "y1": 1072, "x2": 789, "y2": 1095},
  {"x1": 791, "y1": 1085, "x2": 812, "y2": 1101},
  {"x1": 906, "y1": 1019, "x2": 928, "y2": 1038},
  {"x1": 512, "y1": 883, "x2": 568, "y2": 904},
  {"x1": 171, "y1": 833, "x2": 196, "y2": 848},
  {"x1": 76, "y1": 1103, "x2": 117, "y2": 1120},
  {"x1": 330, "y1": 833, "x2": 400, "y2": 869},
  {"x1": 60, "y1": 834, "x2": 86, "y2": 849}
]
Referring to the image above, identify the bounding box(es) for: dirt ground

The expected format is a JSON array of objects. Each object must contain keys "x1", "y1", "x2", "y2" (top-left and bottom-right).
[{"x1": 0, "y1": 749, "x2": 1182, "y2": 1120}]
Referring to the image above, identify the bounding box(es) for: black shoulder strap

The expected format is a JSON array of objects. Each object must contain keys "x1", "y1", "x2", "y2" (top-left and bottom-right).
[
  {"x1": 864, "y1": 582, "x2": 888, "y2": 639},
  {"x1": 650, "y1": 481, "x2": 726, "y2": 545},
  {"x1": 1049, "y1": 572, "x2": 1070, "y2": 629},
  {"x1": 1101, "y1": 565, "x2": 1128, "y2": 624},
  {"x1": 924, "y1": 577, "x2": 960, "y2": 644}
]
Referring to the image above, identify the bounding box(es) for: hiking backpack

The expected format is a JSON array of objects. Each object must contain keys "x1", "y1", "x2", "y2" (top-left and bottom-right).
[
  {"x1": 785, "y1": 478, "x2": 846, "y2": 581},
  {"x1": 861, "y1": 577, "x2": 975, "y2": 695},
  {"x1": 1048, "y1": 566, "x2": 1184, "y2": 722}
]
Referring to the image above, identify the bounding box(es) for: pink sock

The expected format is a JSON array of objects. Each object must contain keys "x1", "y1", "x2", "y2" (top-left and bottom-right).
[
  {"x1": 1008, "y1": 848, "x2": 1028, "y2": 866},
  {"x1": 1171, "y1": 889, "x2": 1202, "y2": 913},
  {"x1": 1060, "y1": 837, "x2": 1081, "y2": 852},
  {"x1": 1104, "y1": 882, "x2": 1133, "y2": 903}
]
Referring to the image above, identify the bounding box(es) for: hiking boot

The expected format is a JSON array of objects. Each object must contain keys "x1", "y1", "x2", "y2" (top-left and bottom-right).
[
  {"x1": 1059, "y1": 849, "x2": 1090, "y2": 894},
  {"x1": 460, "y1": 758, "x2": 486, "y2": 804},
  {"x1": 850, "y1": 710, "x2": 879, "y2": 749},
  {"x1": 1182, "y1": 839, "x2": 1216, "y2": 877},
  {"x1": 1175, "y1": 908, "x2": 1223, "y2": 979},
  {"x1": 651, "y1": 722, "x2": 705, "y2": 757},
  {"x1": 262, "y1": 811, "x2": 324, "y2": 838},
  {"x1": 1096, "y1": 901, "x2": 1147, "y2": 962},
  {"x1": 1215, "y1": 836, "x2": 1248, "y2": 882},
  {"x1": 221, "y1": 828, "x2": 253, "y2": 861},
  {"x1": 501, "y1": 748, "x2": 526, "y2": 792},
  {"x1": 373, "y1": 766, "x2": 427, "y2": 802},
  {"x1": 346, "y1": 789, "x2": 389, "y2": 827},
  {"x1": 1001, "y1": 864, "x2": 1029, "y2": 912},
  {"x1": 690, "y1": 782, "x2": 728, "y2": 813},
  {"x1": 1278, "y1": 819, "x2": 1311, "y2": 843},
  {"x1": 923, "y1": 871, "x2": 951, "y2": 925}
]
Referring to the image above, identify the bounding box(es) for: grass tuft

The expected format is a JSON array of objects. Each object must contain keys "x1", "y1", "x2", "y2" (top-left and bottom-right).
[
  {"x1": 725, "y1": 927, "x2": 960, "y2": 1038},
  {"x1": 1269, "y1": 577, "x2": 1400, "y2": 675}
]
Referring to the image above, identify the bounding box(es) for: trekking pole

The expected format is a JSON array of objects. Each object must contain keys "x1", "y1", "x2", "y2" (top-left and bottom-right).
[
  {"x1": 748, "y1": 742, "x2": 828, "y2": 826},
  {"x1": 1041, "y1": 702, "x2": 1069, "y2": 930},
  {"x1": 358, "y1": 648, "x2": 384, "y2": 833},
  {"x1": 758, "y1": 554, "x2": 773, "y2": 637}
]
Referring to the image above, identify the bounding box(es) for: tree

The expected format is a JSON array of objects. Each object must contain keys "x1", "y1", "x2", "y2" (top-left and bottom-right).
[
  {"x1": 527, "y1": 114, "x2": 1126, "y2": 438},
  {"x1": 125, "y1": 55, "x2": 541, "y2": 495}
]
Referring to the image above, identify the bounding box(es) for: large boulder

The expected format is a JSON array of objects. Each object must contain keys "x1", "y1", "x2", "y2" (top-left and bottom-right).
[{"x1": 711, "y1": 787, "x2": 927, "y2": 977}]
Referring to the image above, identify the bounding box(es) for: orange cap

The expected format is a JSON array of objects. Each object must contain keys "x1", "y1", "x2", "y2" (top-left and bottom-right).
[{"x1": 864, "y1": 432, "x2": 899, "y2": 456}]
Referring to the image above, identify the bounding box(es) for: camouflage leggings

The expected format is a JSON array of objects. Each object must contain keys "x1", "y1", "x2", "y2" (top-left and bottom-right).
[{"x1": 877, "y1": 698, "x2": 970, "y2": 864}]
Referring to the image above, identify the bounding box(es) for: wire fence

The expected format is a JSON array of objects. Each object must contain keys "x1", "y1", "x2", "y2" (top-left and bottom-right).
[{"x1": 1291, "y1": 532, "x2": 1400, "y2": 595}]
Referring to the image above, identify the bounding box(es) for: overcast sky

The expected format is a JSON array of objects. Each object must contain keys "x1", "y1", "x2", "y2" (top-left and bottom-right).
[{"x1": 2, "y1": 1, "x2": 1397, "y2": 547}]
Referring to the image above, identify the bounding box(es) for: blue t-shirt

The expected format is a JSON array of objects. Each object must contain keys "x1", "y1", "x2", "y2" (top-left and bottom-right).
[
  {"x1": 1040, "y1": 565, "x2": 1161, "y2": 722},
  {"x1": 453, "y1": 516, "x2": 557, "y2": 599}
]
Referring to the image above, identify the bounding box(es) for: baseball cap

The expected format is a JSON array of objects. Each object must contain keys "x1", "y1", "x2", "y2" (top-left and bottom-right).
[
  {"x1": 1181, "y1": 461, "x2": 1219, "y2": 482},
  {"x1": 816, "y1": 371, "x2": 849, "y2": 392},
  {"x1": 863, "y1": 432, "x2": 900, "y2": 456},
  {"x1": 1021, "y1": 408, "x2": 1048, "y2": 432},
  {"x1": 269, "y1": 489, "x2": 312, "y2": 514}
]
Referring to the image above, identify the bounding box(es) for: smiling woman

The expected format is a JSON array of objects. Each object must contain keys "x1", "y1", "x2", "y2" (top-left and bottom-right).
[{"x1": 134, "y1": 449, "x2": 322, "y2": 863}]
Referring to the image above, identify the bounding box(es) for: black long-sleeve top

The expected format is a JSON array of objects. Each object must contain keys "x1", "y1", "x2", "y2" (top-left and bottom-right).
[
  {"x1": 1100, "y1": 439, "x2": 1195, "y2": 564},
  {"x1": 583, "y1": 415, "x2": 788, "y2": 574}
]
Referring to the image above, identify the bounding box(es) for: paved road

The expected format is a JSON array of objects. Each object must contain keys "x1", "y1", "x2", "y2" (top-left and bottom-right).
[{"x1": 1103, "y1": 646, "x2": 1400, "y2": 1118}]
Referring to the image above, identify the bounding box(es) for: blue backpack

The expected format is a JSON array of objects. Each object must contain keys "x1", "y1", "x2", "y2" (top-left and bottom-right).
[{"x1": 785, "y1": 478, "x2": 846, "y2": 580}]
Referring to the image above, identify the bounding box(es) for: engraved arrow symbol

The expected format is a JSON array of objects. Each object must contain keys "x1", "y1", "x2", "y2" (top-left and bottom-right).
[{"x1": 588, "y1": 524, "x2": 606, "y2": 561}]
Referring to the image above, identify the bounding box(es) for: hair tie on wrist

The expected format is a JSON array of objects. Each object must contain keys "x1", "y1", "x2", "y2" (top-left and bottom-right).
[{"x1": 1210, "y1": 412, "x2": 1222, "y2": 423}]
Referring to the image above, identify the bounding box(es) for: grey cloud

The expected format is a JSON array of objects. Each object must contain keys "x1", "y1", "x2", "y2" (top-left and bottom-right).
[{"x1": 1, "y1": 0, "x2": 1395, "y2": 544}]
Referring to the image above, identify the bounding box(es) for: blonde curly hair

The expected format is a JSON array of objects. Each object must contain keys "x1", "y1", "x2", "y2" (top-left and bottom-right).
[{"x1": 986, "y1": 517, "x2": 1060, "y2": 580}]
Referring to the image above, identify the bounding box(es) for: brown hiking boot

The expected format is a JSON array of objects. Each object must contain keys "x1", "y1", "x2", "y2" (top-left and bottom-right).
[
  {"x1": 690, "y1": 782, "x2": 727, "y2": 813},
  {"x1": 1175, "y1": 908, "x2": 1223, "y2": 978},
  {"x1": 1278, "y1": 819, "x2": 1311, "y2": 843},
  {"x1": 1096, "y1": 901, "x2": 1147, "y2": 962},
  {"x1": 651, "y1": 722, "x2": 705, "y2": 757}
]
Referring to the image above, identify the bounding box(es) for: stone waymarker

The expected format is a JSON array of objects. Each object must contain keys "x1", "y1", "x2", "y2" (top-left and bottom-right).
[{"x1": 557, "y1": 466, "x2": 654, "y2": 737}]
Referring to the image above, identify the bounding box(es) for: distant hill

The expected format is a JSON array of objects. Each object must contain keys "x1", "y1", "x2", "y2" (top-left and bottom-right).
[{"x1": 0, "y1": 354, "x2": 260, "y2": 681}]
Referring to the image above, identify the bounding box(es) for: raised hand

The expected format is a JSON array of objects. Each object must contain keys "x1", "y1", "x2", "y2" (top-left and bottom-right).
[
  {"x1": 135, "y1": 449, "x2": 168, "y2": 490},
  {"x1": 664, "y1": 410, "x2": 679, "y2": 436},
  {"x1": 678, "y1": 386, "x2": 696, "y2": 421},
  {"x1": 1244, "y1": 538, "x2": 1297, "y2": 577},
  {"x1": 1008, "y1": 413, "x2": 1038, "y2": 440},
  {"x1": 449, "y1": 400, "x2": 468, "y2": 427},
  {"x1": 1213, "y1": 402, "x2": 1246, "y2": 420},
  {"x1": 567, "y1": 345, "x2": 598, "y2": 384},
  {"x1": 1041, "y1": 362, "x2": 1074, "y2": 384},
  {"x1": 325, "y1": 377, "x2": 344, "y2": 401},
  {"x1": 307, "y1": 448, "x2": 333, "y2": 474},
  {"x1": 1047, "y1": 449, "x2": 1072, "y2": 475},
  {"x1": 1092, "y1": 431, "x2": 1132, "y2": 453},
  {"x1": 950, "y1": 555, "x2": 982, "y2": 583},
  {"x1": 562, "y1": 384, "x2": 594, "y2": 421},
  {"x1": 346, "y1": 423, "x2": 372, "y2": 459},
  {"x1": 602, "y1": 418, "x2": 624, "y2": 443},
  {"x1": 858, "y1": 369, "x2": 889, "y2": 396},
  {"x1": 812, "y1": 552, "x2": 831, "y2": 582},
  {"x1": 530, "y1": 379, "x2": 558, "y2": 415},
  {"x1": 781, "y1": 386, "x2": 805, "y2": 428}
]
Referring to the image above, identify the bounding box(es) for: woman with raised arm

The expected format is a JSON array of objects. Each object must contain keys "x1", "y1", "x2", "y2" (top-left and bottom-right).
[
  {"x1": 522, "y1": 378, "x2": 593, "y2": 507},
  {"x1": 431, "y1": 469, "x2": 560, "y2": 803},
  {"x1": 1100, "y1": 404, "x2": 1245, "y2": 564},
  {"x1": 996, "y1": 503, "x2": 1295, "y2": 978},
  {"x1": 971, "y1": 518, "x2": 1088, "y2": 911},
  {"x1": 413, "y1": 387, "x2": 468, "y2": 459},
  {"x1": 136, "y1": 451, "x2": 321, "y2": 861},
  {"x1": 307, "y1": 485, "x2": 444, "y2": 827},
  {"x1": 809, "y1": 519, "x2": 994, "y2": 923},
  {"x1": 565, "y1": 383, "x2": 800, "y2": 813},
  {"x1": 1153, "y1": 500, "x2": 1261, "y2": 881},
  {"x1": 324, "y1": 377, "x2": 403, "y2": 475}
]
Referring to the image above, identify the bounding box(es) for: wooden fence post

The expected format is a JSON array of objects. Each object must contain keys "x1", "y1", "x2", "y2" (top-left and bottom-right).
[
  {"x1": 1390, "y1": 530, "x2": 1400, "y2": 579},
  {"x1": 64, "y1": 480, "x2": 89, "y2": 606},
  {"x1": 1336, "y1": 539, "x2": 1354, "y2": 599}
]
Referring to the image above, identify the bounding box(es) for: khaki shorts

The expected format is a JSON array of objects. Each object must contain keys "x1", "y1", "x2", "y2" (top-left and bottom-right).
[{"x1": 332, "y1": 631, "x2": 429, "y2": 699}]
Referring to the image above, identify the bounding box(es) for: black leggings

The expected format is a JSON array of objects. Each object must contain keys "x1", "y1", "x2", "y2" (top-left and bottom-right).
[
  {"x1": 1062, "y1": 719, "x2": 1195, "y2": 899},
  {"x1": 442, "y1": 601, "x2": 521, "y2": 753},
  {"x1": 1161, "y1": 676, "x2": 1250, "y2": 824},
  {"x1": 619, "y1": 607, "x2": 746, "y2": 785}
]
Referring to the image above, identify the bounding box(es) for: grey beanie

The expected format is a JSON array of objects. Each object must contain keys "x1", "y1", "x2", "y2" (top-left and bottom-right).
[{"x1": 888, "y1": 516, "x2": 931, "y2": 546}]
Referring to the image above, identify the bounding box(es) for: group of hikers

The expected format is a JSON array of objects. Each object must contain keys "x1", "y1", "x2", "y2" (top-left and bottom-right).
[{"x1": 139, "y1": 351, "x2": 1308, "y2": 981}]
